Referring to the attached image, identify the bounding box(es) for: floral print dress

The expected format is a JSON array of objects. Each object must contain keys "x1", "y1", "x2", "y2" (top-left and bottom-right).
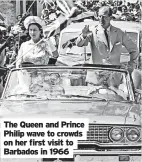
[{"x1": 16, "y1": 38, "x2": 57, "y2": 66}]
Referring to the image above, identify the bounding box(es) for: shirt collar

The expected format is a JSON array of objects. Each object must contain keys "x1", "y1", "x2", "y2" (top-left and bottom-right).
[
  {"x1": 98, "y1": 24, "x2": 111, "y2": 32},
  {"x1": 104, "y1": 25, "x2": 111, "y2": 33},
  {"x1": 107, "y1": 26, "x2": 111, "y2": 32}
]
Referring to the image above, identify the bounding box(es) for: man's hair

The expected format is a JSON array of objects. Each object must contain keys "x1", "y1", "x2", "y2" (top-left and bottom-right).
[{"x1": 98, "y1": 6, "x2": 113, "y2": 17}]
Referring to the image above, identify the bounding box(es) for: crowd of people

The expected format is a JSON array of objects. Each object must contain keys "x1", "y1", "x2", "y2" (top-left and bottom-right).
[
  {"x1": 39, "y1": 0, "x2": 141, "y2": 23},
  {"x1": 0, "y1": 0, "x2": 141, "y2": 94}
]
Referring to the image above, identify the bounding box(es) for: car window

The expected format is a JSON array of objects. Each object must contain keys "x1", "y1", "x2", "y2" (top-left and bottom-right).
[{"x1": 3, "y1": 68, "x2": 132, "y2": 102}]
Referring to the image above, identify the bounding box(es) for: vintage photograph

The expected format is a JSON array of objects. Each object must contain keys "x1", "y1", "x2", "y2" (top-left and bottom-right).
[{"x1": 0, "y1": 0, "x2": 141, "y2": 162}]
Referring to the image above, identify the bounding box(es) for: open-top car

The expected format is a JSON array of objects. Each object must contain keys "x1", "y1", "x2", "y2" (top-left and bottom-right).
[{"x1": 0, "y1": 64, "x2": 141, "y2": 162}]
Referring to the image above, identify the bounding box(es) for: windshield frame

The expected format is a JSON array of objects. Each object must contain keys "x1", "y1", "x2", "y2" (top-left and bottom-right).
[{"x1": 1, "y1": 66, "x2": 135, "y2": 102}]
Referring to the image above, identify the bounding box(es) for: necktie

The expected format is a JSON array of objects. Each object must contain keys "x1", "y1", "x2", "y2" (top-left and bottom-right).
[{"x1": 104, "y1": 29, "x2": 109, "y2": 49}]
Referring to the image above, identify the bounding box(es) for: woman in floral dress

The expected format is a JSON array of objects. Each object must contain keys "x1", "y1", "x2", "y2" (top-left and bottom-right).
[
  {"x1": 16, "y1": 16, "x2": 58, "y2": 68},
  {"x1": 12, "y1": 16, "x2": 59, "y2": 96}
]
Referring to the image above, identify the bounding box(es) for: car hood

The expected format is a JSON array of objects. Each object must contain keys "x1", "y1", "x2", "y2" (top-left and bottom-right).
[{"x1": 0, "y1": 100, "x2": 140, "y2": 125}]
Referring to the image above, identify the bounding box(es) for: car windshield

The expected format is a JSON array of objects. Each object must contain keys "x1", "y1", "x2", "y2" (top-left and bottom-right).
[{"x1": 3, "y1": 68, "x2": 132, "y2": 101}]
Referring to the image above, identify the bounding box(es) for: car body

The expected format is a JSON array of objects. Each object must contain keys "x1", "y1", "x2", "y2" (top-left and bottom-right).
[
  {"x1": 0, "y1": 65, "x2": 141, "y2": 162},
  {"x1": 57, "y1": 21, "x2": 142, "y2": 67}
]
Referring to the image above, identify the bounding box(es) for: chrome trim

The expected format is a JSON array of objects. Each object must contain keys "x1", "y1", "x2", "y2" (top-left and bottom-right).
[
  {"x1": 109, "y1": 127, "x2": 124, "y2": 142},
  {"x1": 126, "y1": 127, "x2": 141, "y2": 142},
  {"x1": 78, "y1": 141, "x2": 141, "y2": 147},
  {"x1": 86, "y1": 125, "x2": 141, "y2": 144},
  {"x1": 53, "y1": 159, "x2": 63, "y2": 162},
  {"x1": 87, "y1": 125, "x2": 111, "y2": 143},
  {"x1": 73, "y1": 150, "x2": 141, "y2": 155}
]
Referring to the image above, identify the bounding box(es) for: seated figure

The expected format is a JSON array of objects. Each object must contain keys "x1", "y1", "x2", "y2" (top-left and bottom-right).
[
  {"x1": 48, "y1": 73, "x2": 65, "y2": 96},
  {"x1": 107, "y1": 72, "x2": 128, "y2": 100},
  {"x1": 86, "y1": 70, "x2": 128, "y2": 100}
]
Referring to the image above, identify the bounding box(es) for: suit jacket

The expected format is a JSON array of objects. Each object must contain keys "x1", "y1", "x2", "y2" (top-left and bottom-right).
[{"x1": 76, "y1": 24, "x2": 139, "y2": 69}]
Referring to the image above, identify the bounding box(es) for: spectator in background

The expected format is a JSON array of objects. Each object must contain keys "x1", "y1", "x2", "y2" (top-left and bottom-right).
[
  {"x1": 112, "y1": 7, "x2": 117, "y2": 14},
  {"x1": 112, "y1": 7, "x2": 120, "y2": 20},
  {"x1": 113, "y1": 1, "x2": 117, "y2": 6},
  {"x1": 116, "y1": 6, "x2": 122, "y2": 16},
  {"x1": 132, "y1": 5, "x2": 138, "y2": 15},
  {"x1": 41, "y1": 9, "x2": 50, "y2": 24},
  {"x1": 7, "y1": 25, "x2": 13, "y2": 36},
  {"x1": 118, "y1": 1, "x2": 123, "y2": 6},
  {"x1": 16, "y1": 15, "x2": 24, "y2": 27},
  {"x1": 129, "y1": 3, "x2": 134, "y2": 12},
  {"x1": 17, "y1": 15, "x2": 22, "y2": 22},
  {"x1": 87, "y1": 0, "x2": 93, "y2": 9},
  {"x1": 122, "y1": 5, "x2": 127, "y2": 14},
  {"x1": 0, "y1": 30, "x2": 12, "y2": 66},
  {"x1": 121, "y1": 5, "x2": 128, "y2": 20},
  {"x1": 127, "y1": 5, "x2": 132, "y2": 12},
  {"x1": 101, "y1": 1, "x2": 107, "y2": 6},
  {"x1": 127, "y1": 2, "x2": 130, "y2": 7}
]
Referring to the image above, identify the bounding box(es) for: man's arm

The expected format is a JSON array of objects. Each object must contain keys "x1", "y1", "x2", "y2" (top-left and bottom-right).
[
  {"x1": 122, "y1": 31, "x2": 139, "y2": 72},
  {"x1": 76, "y1": 25, "x2": 92, "y2": 47},
  {"x1": 76, "y1": 32, "x2": 92, "y2": 47}
]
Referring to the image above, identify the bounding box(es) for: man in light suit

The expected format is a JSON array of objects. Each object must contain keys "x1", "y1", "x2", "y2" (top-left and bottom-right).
[
  {"x1": 76, "y1": 6, "x2": 139, "y2": 88},
  {"x1": 76, "y1": 6, "x2": 139, "y2": 73}
]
